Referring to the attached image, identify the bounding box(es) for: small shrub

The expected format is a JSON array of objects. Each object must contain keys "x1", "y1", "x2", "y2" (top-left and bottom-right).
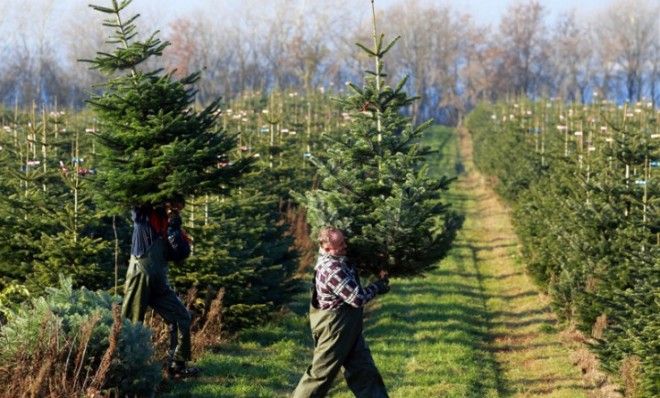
[{"x1": 0, "y1": 276, "x2": 161, "y2": 397}]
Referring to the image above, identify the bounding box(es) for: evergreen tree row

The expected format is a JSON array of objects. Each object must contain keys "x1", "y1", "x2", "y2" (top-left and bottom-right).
[{"x1": 467, "y1": 100, "x2": 659, "y2": 397}]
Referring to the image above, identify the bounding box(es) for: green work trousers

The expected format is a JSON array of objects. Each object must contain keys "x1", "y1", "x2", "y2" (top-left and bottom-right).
[
  {"x1": 292, "y1": 299, "x2": 388, "y2": 398},
  {"x1": 121, "y1": 239, "x2": 191, "y2": 363}
]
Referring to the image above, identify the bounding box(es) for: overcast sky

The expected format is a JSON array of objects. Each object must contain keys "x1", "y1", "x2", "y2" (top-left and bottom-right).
[
  {"x1": 0, "y1": 0, "x2": 618, "y2": 51},
  {"x1": 45, "y1": 0, "x2": 609, "y2": 29},
  {"x1": 119, "y1": 0, "x2": 609, "y2": 25}
]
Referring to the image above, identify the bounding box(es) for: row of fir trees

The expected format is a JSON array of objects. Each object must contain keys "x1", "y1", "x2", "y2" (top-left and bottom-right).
[{"x1": 467, "y1": 99, "x2": 658, "y2": 397}]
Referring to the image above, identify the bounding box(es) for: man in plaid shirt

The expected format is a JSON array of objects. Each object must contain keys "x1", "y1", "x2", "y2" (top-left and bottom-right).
[{"x1": 293, "y1": 227, "x2": 390, "y2": 398}]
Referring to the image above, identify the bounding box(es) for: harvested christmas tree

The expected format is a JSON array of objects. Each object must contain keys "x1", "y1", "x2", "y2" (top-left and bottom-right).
[
  {"x1": 85, "y1": 0, "x2": 250, "y2": 209},
  {"x1": 298, "y1": 1, "x2": 460, "y2": 277}
]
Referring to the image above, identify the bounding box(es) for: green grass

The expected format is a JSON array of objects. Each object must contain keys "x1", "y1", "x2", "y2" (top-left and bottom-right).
[
  {"x1": 423, "y1": 125, "x2": 463, "y2": 179},
  {"x1": 160, "y1": 307, "x2": 312, "y2": 397},
  {"x1": 162, "y1": 126, "x2": 590, "y2": 397}
]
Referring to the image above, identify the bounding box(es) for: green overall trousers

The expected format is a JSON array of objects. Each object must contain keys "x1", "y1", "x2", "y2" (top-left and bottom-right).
[
  {"x1": 121, "y1": 238, "x2": 192, "y2": 363},
  {"x1": 292, "y1": 283, "x2": 388, "y2": 398}
]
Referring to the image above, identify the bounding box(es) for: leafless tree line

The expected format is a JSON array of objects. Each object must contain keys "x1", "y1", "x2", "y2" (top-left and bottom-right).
[{"x1": 0, "y1": 0, "x2": 657, "y2": 124}]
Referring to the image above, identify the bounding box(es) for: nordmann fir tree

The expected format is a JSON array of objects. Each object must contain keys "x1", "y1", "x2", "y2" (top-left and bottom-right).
[
  {"x1": 29, "y1": 159, "x2": 112, "y2": 292},
  {"x1": 84, "y1": 0, "x2": 250, "y2": 210},
  {"x1": 299, "y1": 1, "x2": 459, "y2": 277},
  {"x1": 0, "y1": 118, "x2": 49, "y2": 294}
]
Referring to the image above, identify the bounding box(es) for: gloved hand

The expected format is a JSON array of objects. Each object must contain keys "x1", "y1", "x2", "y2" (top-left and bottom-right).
[{"x1": 374, "y1": 278, "x2": 390, "y2": 295}]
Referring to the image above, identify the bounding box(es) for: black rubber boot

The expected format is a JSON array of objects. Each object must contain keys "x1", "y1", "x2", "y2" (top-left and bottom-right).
[{"x1": 168, "y1": 361, "x2": 200, "y2": 379}]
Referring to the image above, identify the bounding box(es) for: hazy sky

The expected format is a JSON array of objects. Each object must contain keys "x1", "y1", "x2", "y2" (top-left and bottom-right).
[
  {"x1": 47, "y1": 0, "x2": 610, "y2": 28},
  {"x1": 456, "y1": 0, "x2": 606, "y2": 25},
  {"x1": 186, "y1": 0, "x2": 602, "y2": 26},
  {"x1": 0, "y1": 0, "x2": 616, "y2": 49}
]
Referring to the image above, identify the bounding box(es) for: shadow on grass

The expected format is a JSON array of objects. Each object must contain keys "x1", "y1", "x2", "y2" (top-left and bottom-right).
[
  {"x1": 161, "y1": 292, "x2": 314, "y2": 397},
  {"x1": 462, "y1": 239, "x2": 507, "y2": 396},
  {"x1": 506, "y1": 376, "x2": 593, "y2": 395},
  {"x1": 453, "y1": 242, "x2": 517, "y2": 252},
  {"x1": 367, "y1": 237, "x2": 564, "y2": 396},
  {"x1": 433, "y1": 269, "x2": 524, "y2": 281},
  {"x1": 392, "y1": 283, "x2": 538, "y2": 302},
  {"x1": 363, "y1": 248, "x2": 512, "y2": 397},
  {"x1": 429, "y1": 241, "x2": 574, "y2": 395}
]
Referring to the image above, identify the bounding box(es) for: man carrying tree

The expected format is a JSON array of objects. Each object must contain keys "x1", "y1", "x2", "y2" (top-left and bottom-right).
[
  {"x1": 86, "y1": 0, "x2": 250, "y2": 379},
  {"x1": 293, "y1": 1, "x2": 459, "y2": 396},
  {"x1": 121, "y1": 197, "x2": 198, "y2": 378},
  {"x1": 293, "y1": 226, "x2": 390, "y2": 398}
]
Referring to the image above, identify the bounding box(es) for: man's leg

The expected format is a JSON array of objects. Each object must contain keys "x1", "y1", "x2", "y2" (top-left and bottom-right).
[
  {"x1": 293, "y1": 307, "x2": 362, "y2": 398},
  {"x1": 121, "y1": 257, "x2": 150, "y2": 323},
  {"x1": 343, "y1": 334, "x2": 388, "y2": 398},
  {"x1": 150, "y1": 286, "x2": 192, "y2": 364}
]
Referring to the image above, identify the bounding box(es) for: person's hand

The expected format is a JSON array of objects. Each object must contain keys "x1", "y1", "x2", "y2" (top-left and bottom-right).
[
  {"x1": 379, "y1": 270, "x2": 389, "y2": 280},
  {"x1": 374, "y1": 278, "x2": 390, "y2": 295}
]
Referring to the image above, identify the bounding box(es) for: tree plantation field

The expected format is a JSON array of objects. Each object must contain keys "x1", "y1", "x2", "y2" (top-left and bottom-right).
[
  {"x1": 0, "y1": 90, "x2": 337, "y2": 320},
  {"x1": 0, "y1": 0, "x2": 658, "y2": 397},
  {"x1": 160, "y1": 125, "x2": 467, "y2": 397}
]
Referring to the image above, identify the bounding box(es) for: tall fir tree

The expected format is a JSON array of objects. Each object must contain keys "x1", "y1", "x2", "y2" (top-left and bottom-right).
[
  {"x1": 298, "y1": 1, "x2": 459, "y2": 277},
  {"x1": 84, "y1": 0, "x2": 250, "y2": 209}
]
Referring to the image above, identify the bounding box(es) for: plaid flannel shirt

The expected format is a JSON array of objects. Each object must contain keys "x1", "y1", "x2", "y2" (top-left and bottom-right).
[{"x1": 314, "y1": 251, "x2": 379, "y2": 310}]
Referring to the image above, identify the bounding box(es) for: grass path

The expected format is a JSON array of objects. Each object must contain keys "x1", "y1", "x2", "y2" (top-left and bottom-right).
[
  {"x1": 451, "y1": 127, "x2": 594, "y2": 397},
  {"x1": 162, "y1": 126, "x2": 593, "y2": 397}
]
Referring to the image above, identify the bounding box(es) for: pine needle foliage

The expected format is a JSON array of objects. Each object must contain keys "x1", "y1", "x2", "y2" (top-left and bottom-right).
[
  {"x1": 170, "y1": 182, "x2": 300, "y2": 331},
  {"x1": 298, "y1": 2, "x2": 459, "y2": 277},
  {"x1": 84, "y1": 0, "x2": 250, "y2": 209},
  {"x1": 0, "y1": 276, "x2": 160, "y2": 396},
  {"x1": 0, "y1": 111, "x2": 115, "y2": 294}
]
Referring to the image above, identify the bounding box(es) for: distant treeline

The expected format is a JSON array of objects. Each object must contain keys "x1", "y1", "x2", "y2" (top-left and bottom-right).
[{"x1": 0, "y1": 0, "x2": 658, "y2": 123}]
